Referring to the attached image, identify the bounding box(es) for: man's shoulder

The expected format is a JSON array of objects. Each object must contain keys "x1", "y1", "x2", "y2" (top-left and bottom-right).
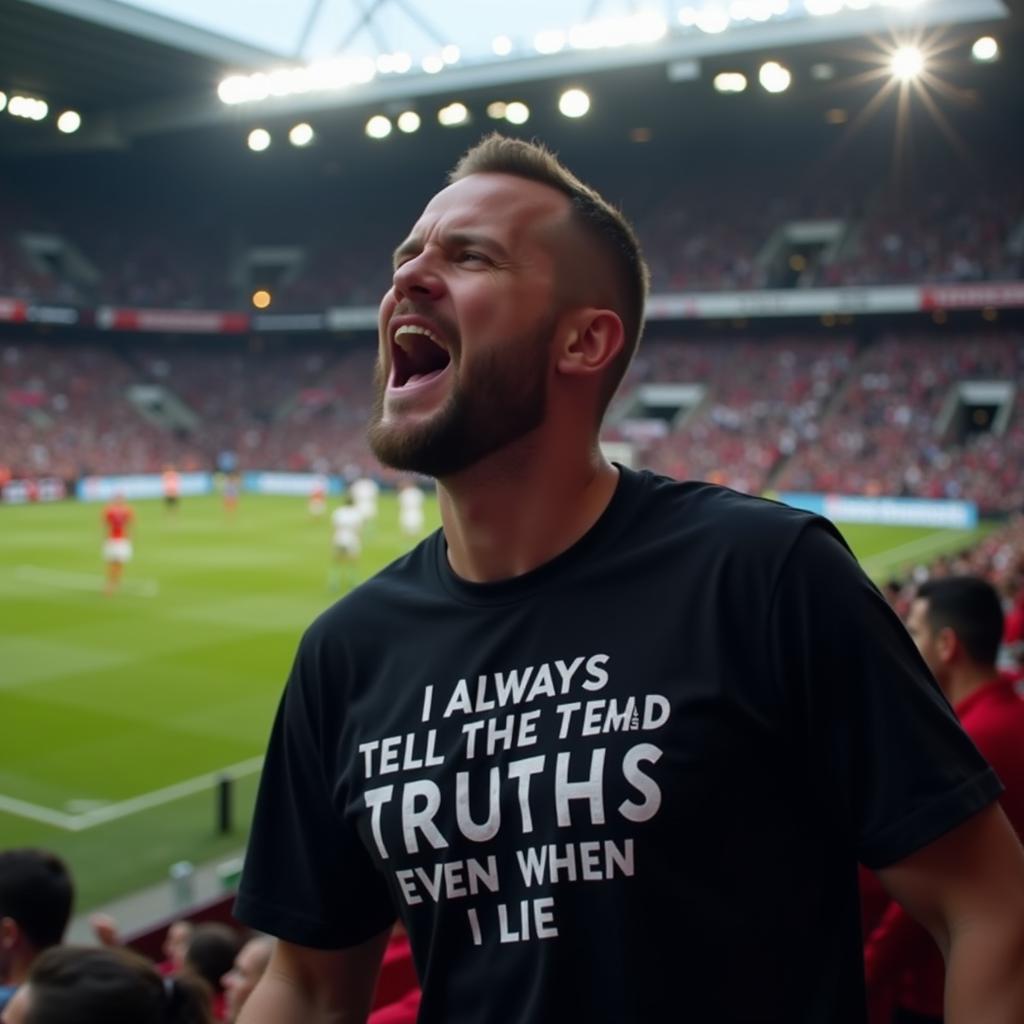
[{"x1": 633, "y1": 470, "x2": 822, "y2": 547}]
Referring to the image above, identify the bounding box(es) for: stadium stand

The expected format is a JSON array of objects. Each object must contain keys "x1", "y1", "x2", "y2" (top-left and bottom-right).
[{"x1": 4, "y1": 331, "x2": 1023, "y2": 512}]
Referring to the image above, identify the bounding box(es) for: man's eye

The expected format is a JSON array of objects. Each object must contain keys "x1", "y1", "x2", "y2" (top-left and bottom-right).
[{"x1": 457, "y1": 251, "x2": 486, "y2": 264}]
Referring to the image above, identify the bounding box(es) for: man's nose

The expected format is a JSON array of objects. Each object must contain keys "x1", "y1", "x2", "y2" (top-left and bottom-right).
[{"x1": 392, "y1": 251, "x2": 445, "y2": 302}]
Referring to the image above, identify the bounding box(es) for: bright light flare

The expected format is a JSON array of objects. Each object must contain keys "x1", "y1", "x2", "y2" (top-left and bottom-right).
[
  {"x1": 57, "y1": 110, "x2": 82, "y2": 134},
  {"x1": 397, "y1": 111, "x2": 421, "y2": 133},
  {"x1": 971, "y1": 36, "x2": 998, "y2": 62},
  {"x1": 247, "y1": 128, "x2": 271, "y2": 151},
  {"x1": 492, "y1": 35, "x2": 513, "y2": 56},
  {"x1": 252, "y1": 290, "x2": 272, "y2": 309},
  {"x1": 289, "y1": 122, "x2": 314, "y2": 146},
  {"x1": 714, "y1": 72, "x2": 748, "y2": 93},
  {"x1": 366, "y1": 115, "x2": 392, "y2": 139},
  {"x1": 8, "y1": 96, "x2": 48, "y2": 120},
  {"x1": 438, "y1": 102, "x2": 469, "y2": 127},
  {"x1": 505, "y1": 101, "x2": 530, "y2": 125},
  {"x1": 558, "y1": 88, "x2": 591, "y2": 118},
  {"x1": 891, "y1": 46, "x2": 924, "y2": 80},
  {"x1": 758, "y1": 61, "x2": 791, "y2": 93},
  {"x1": 0, "y1": 92, "x2": 7, "y2": 113}
]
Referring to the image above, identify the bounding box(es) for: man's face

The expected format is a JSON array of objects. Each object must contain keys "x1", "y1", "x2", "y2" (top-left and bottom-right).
[
  {"x1": 162, "y1": 921, "x2": 191, "y2": 969},
  {"x1": 906, "y1": 597, "x2": 944, "y2": 683},
  {"x1": 368, "y1": 172, "x2": 570, "y2": 478},
  {"x1": 222, "y1": 940, "x2": 270, "y2": 1022}
]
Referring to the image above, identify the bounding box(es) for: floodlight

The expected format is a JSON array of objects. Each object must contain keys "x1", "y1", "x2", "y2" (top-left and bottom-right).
[
  {"x1": 695, "y1": 7, "x2": 730, "y2": 33},
  {"x1": 438, "y1": 102, "x2": 469, "y2": 127},
  {"x1": 289, "y1": 123, "x2": 314, "y2": 147},
  {"x1": 0, "y1": 92, "x2": 6, "y2": 113},
  {"x1": 487, "y1": 101, "x2": 508, "y2": 119},
  {"x1": 422, "y1": 54, "x2": 444, "y2": 74},
  {"x1": 9, "y1": 96, "x2": 48, "y2": 120},
  {"x1": 397, "y1": 111, "x2": 421, "y2": 133},
  {"x1": 57, "y1": 110, "x2": 81, "y2": 134},
  {"x1": 558, "y1": 88, "x2": 591, "y2": 118},
  {"x1": 492, "y1": 35, "x2": 513, "y2": 56},
  {"x1": 247, "y1": 128, "x2": 271, "y2": 151},
  {"x1": 505, "y1": 102, "x2": 530, "y2": 125},
  {"x1": 442, "y1": 45, "x2": 461, "y2": 65},
  {"x1": 971, "y1": 36, "x2": 998, "y2": 62},
  {"x1": 218, "y1": 76, "x2": 250, "y2": 104},
  {"x1": 392, "y1": 53, "x2": 413, "y2": 73},
  {"x1": 758, "y1": 61, "x2": 791, "y2": 92},
  {"x1": 890, "y1": 46, "x2": 924, "y2": 80},
  {"x1": 252, "y1": 290, "x2": 272, "y2": 309},
  {"x1": 632, "y1": 12, "x2": 668, "y2": 42},
  {"x1": 247, "y1": 73, "x2": 271, "y2": 101},
  {"x1": 534, "y1": 29, "x2": 567, "y2": 54},
  {"x1": 713, "y1": 72, "x2": 747, "y2": 93},
  {"x1": 366, "y1": 115, "x2": 392, "y2": 139}
]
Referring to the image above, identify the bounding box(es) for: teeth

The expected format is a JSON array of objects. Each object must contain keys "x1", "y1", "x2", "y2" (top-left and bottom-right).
[{"x1": 394, "y1": 324, "x2": 442, "y2": 346}]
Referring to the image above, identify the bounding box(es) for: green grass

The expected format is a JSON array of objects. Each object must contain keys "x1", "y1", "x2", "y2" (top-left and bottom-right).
[
  {"x1": 0, "y1": 492, "x2": 984, "y2": 909},
  {"x1": 1, "y1": 493, "x2": 440, "y2": 909}
]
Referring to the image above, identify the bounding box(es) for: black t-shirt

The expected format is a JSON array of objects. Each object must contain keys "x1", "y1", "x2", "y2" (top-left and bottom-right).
[{"x1": 235, "y1": 468, "x2": 1000, "y2": 1024}]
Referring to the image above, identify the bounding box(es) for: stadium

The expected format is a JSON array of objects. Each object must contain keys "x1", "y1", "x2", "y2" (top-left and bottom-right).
[{"x1": 1, "y1": 0, "x2": 1023, "y2": 1020}]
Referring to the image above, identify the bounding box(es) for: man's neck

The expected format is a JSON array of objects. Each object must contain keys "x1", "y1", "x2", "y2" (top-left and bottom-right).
[
  {"x1": 948, "y1": 664, "x2": 1001, "y2": 708},
  {"x1": 437, "y1": 440, "x2": 619, "y2": 583}
]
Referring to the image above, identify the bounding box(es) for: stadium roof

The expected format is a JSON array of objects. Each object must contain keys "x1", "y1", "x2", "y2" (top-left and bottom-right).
[{"x1": 0, "y1": 0, "x2": 1015, "y2": 153}]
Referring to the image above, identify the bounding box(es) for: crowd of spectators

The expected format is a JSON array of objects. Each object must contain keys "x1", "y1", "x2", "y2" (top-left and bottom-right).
[
  {"x1": 775, "y1": 334, "x2": 1024, "y2": 513},
  {"x1": 2, "y1": 331, "x2": 1023, "y2": 512},
  {"x1": 615, "y1": 336, "x2": 854, "y2": 496},
  {"x1": 1, "y1": 167, "x2": 1021, "y2": 310}
]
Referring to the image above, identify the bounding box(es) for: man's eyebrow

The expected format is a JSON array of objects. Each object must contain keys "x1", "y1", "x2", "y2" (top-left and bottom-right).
[
  {"x1": 392, "y1": 237, "x2": 421, "y2": 268},
  {"x1": 392, "y1": 231, "x2": 509, "y2": 268}
]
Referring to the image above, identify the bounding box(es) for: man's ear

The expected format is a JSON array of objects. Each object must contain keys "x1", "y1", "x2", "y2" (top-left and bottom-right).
[
  {"x1": 555, "y1": 309, "x2": 625, "y2": 380},
  {"x1": 935, "y1": 625, "x2": 959, "y2": 665}
]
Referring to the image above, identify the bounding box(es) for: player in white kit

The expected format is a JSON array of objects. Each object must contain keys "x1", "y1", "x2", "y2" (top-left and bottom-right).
[
  {"x1": 350, "y1": 476, "x2": 379, "y2": 523},
  {"x1": 397, "y1": 479, "x2": 426, "y2": 537},
  {"x1": 328, "y1": 494, "x2": 363, "y2": 591}
]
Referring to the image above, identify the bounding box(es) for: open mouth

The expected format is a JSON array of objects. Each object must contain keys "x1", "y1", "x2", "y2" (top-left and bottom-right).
[{"x1": 391, "y1": 324, "x2": 452, "y2": 388}]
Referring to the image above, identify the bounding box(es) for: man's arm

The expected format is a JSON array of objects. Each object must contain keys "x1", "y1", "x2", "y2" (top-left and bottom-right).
[
  {"x1": 237, "y1": 927, "x2": 392, "y2": 1024},
  {"x1": 876, "y1": 803, "x2": 1024, "y2": 1024}
]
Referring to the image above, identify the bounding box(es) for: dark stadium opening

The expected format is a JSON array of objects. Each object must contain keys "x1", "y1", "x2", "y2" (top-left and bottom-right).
[{"x1": 944, "y1": 382, "x2": 1015, "y2": 444}]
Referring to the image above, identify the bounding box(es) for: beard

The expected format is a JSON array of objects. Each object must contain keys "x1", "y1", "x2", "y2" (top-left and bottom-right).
[{"x1": 367, "y1": 318, "x2": 554, "y2": 478}]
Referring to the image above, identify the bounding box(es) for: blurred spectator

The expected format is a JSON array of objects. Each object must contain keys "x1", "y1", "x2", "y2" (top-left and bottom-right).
[
  {"x1": 221, "y1": 936, "x2": 273, "y2": 1024},
  {"x1": 0, "y1": 945, "x2": 212, "y2": 1024},
  {"x1": 184, "y1": 924, "x2": 242, "y2": 1022},
  {"x1": 864, "y1": 576, "x2": 1024, "y2": 1023},
  {"x1": 0, "y1": 850, "x2": 74, "y2": 1014}
]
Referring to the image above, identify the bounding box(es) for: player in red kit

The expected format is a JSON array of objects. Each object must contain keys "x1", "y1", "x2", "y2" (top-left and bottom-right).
[{"x1": 102, "y1": 495, "x2": 134, "y2": 595}]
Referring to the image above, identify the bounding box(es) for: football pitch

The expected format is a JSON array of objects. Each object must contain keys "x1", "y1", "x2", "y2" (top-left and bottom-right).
[{"x1": 0, "y1": 492, "x2": 983, "y2": 910}]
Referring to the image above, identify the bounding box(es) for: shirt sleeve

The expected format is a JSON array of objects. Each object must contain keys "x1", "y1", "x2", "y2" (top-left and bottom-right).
[
  {"x1": 768, "y1": 521, "x2": 1003, "y2": 869},
  {"x1": 235, "y1": 627, "x2": 398, "y2": 948}
]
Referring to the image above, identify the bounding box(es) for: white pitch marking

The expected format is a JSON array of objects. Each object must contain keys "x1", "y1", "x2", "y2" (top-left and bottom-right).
[
  {"x1": 859, "y1": 529, "x2": 978, "y2": 575},
  {"x1": 0, "y1": 757, "x2": 264, "y2": 832},
  {"x1": 14, "y1": 566, "x2": 159, "y2": 597},
  {"x1": 0, "y1": 794, "x2": 77, "y2": 829}
]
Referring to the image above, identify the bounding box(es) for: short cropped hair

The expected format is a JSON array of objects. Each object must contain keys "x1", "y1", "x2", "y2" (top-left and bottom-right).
[
  {"x1": 916, "y1": 576, "x2": 1004, "y2": 667},
  {"x1": 24, "y1": 945, "x2": 212, "y2": 1024},
  {"x1": 449, "y1": 134, "x2": 650, "y2": 410},
  {"x1": 185, "y1": 923, "x2": 242, "y2": 995},
  {"x1": 0, "y1": 848, "x2": 73, "y2": 950}
]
